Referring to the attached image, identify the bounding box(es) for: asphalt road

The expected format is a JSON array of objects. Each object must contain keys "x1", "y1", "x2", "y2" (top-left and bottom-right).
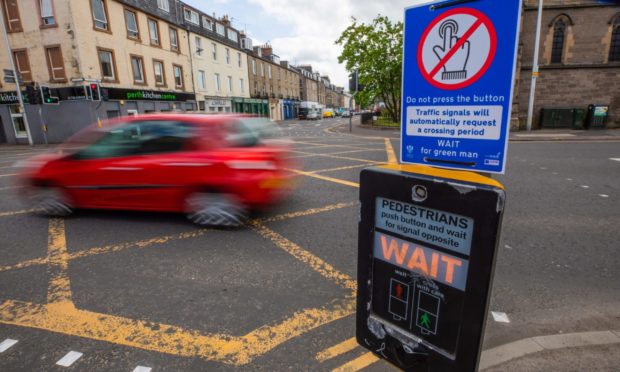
[{"x1": 0, "y1": 117, "x2": 618, "y2": 371}]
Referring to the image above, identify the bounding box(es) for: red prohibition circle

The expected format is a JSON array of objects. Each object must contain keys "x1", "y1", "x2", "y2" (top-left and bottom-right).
[{"x1": 416, "y1": 7, "x2": 497, "y2": 90}]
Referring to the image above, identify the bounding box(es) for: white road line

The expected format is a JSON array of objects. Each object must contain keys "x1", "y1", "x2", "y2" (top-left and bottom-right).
[
  {"x1": 0, "y1": 339, "x2": 18, "y2": 353},
  {"x1": 133, "y1": 367, "x2": 152, "y2": 372},
  {"x1": 610, "y1": 158, "x2": 620, "y2": 162},
  {"x1": 491, "y1": 311, "x2": 511, "y2": 323},
  {"x1": 56, "y1": 351, "x2": 83, "y2": 367},
  {"x1": 566, "y1": 178, "x2": 573, "y2": 181},
  {"x1": 599, "y1": 194, "x2": 609, "y2": 198},
  {"x1": 504, "y1": 245, "x2": 513, "y2": 250},
  {"x1": 580, "y1": 185, "x2": 590, "y2": 189}
]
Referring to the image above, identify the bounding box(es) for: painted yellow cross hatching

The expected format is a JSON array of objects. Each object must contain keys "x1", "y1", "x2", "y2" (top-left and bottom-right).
[{"x1": 0, "y1": 203, "x2": 358, "y2": 366}]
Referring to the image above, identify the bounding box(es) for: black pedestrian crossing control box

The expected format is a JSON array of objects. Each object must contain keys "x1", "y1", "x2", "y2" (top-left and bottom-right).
[{"x1": 356, "y1": 164, "x2": 505, "y2": 371}]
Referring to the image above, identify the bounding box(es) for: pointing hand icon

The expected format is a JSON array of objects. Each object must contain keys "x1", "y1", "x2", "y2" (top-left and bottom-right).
[{"x1": 432, "y1": 19, "x2": 470, "y2": 80}]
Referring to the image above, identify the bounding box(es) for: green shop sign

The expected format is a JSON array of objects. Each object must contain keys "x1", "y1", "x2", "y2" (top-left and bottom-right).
[{"x1": 104, "y1": 88, "x2": 195, "y2": 102}]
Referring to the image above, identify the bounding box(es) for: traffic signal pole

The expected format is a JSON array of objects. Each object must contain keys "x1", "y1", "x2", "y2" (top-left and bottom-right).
[{"x1": 0, "y1": 12, "x2": 34, "y2": 145}]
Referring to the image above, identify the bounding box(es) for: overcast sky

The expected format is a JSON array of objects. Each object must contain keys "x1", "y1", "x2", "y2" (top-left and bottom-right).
[{"x1": 182, "y1": 0, "x2": 435, "y2": 89}]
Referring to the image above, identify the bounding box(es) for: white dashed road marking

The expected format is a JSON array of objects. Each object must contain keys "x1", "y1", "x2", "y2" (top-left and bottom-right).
[
  {"x1": 566, "y1": 178, "x2": 573, "y2": 181},
  {"x1": 599, "y1": 194, "x2": 609, "y2": 198},
  {"x1": 0, "y1": 339, "x2": 18, "y2": 353},
  {"x1": 133, "y1": 366, "x2": 152, "y2": 372},
  {"x1": 610, "y1": 158, "x2": 620, "y2": 162},
  {"x1": 580, "y1": 185, "x2": 590, "y2": 189},
  {"x1": 56, "y1": 351, "x2": 83, "y2": 367},
  {"x1": 491, "y1": 311, "x2": 511, "y2": 323}
]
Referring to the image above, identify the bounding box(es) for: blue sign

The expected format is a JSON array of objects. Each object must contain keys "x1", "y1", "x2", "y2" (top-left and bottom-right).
[{"x1": 400, "y1": 0, "x2": 521, "y2": 174}]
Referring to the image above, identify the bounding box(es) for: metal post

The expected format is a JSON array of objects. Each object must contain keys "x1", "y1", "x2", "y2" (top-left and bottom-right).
[
  {"x1": 0, "y1": 11, "x2": 34, "y2": 145},
  {"x1": 526, "y1": 0, "x2": 543, "y2": 131}
]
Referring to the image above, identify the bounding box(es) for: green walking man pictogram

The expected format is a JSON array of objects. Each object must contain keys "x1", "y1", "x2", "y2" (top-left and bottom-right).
[{"x1": 419, "y1": 313, "x2": 431, "y2": 329}]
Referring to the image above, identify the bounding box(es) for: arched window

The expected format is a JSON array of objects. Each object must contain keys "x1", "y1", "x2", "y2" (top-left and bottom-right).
[
  {"x1": 610, "y1": 15, "x2": 620, "y2": 62},
  {"x1": 551, "y1": 19, "x2": 566, "y2": 64}
]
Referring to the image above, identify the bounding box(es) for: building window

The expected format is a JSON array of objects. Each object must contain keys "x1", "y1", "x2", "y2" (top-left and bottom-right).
[
  {"x1": 39, "y1": 0, "x2": 56, "y2": 26},
  {"x1": 2, "y1": 0, "x2": 22, "y2": 32},
  {"x1": 237, "y1": 52, "x2": 242, "y2": 68},
  {"x1": 214, "y1": 73, "x2": 221, "y2": 92},
  {"x1": 216, "y1": 23, "x2": 225, "y2": 36},
  {"x1": 169, "y1": 27, "x2": 179, "y2": 52},
  {"x1": 268, "y1": 65, "x2": 272, "y2": 79},
  {"x1": 148, "y1": 18, "x2": 160, "y2": 46},
  {"x1": 97, "y1": 48, "x2": 116, "y2": 81},
  {"x1": 12, "y1": 50, "x2": 31, "y2": 83},
  {"x1": 240, "y1": 78, "x2": 244, "y2": 93},
  {"x1": 254, "y1": 81, "x2": 258, "y2": 95},
  {"x1": 124, "y1": 9, "x2": 139, "y2": 40},
  {"x1": 252, "y1": 59, "x2": 256, "y2": 75},
  {"x1": 260, "y1": 63, "x2": 264, "y2": 77},
  {"x1": 45, "y1": 46, "x2": 66, "y2": 81},
  {"x1": 551, "y1": 19, "x2": 566, "y2": 64},
  {"x1": 183, "y1": 8, "x2": 199, "y2": 25},
  {"x1": 130, "y1": 55, "x2": 145, "y2": 84},
  {"x1": 153, "y1": 60, "x2": 165, "y2": 86},
  {"x1": 195, "y1": 36, "x2": 202, "y2": 55},
  {"x1": 227, "y1": 76, "x2": 232, "y2": 93},
  {"x1": 228, "y1": 29, "x2": 238, "y2": 42},
  {"x1": 262, "y1": 83, "x2": 266, "y2": 96},
  {"x1": 202, "y1": 16, "x2": 212, "y2": 30},
  {"x1": 173, "y1": 64, "x2": 184, "y2": 88},
  {"x1": 91, "y1": 0, "x2": 108, "y2": 31},
  {"x1": 226, "y1": 48, "x2": 230, "y2": 64},
  {"x1": 212, "y1": 43, "x2": 217, "y2": 61},
  {"x1": 610, "y1": 15, "x2": 620, "y2": 62},
  {"x1": 198, "y1": 70, "x2": 206, "y2": 91},
  {"x1": 157, "y1": 0, "x2": 169, "y2": 12}
]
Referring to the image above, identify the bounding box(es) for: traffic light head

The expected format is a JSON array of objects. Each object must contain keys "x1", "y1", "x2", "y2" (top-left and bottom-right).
[
  {"x1": 89, "y1": 83, "x2": 101, "y2": 101},
  {"x1": 40, "y1": 85, "x2": 59, "y2": 105}
]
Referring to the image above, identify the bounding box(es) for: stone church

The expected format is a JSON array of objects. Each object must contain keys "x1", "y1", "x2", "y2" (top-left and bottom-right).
[{"x1": 514, "y1": 0, "x2": 619, "y2": 129}]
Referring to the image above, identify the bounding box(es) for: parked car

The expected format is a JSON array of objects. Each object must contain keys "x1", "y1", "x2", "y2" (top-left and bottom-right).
[
  {"x1": 16, "y1": 115, "x2": 299, "y2": 227},
  {"x1": 323, "y1": 109, "x2": 335, "y2": 118},
  {"x1": 306, "y1": 111, "x2": 320, "y2": 120},
  {"x1": 341, "y1": 110, "x2": 352, "y2": 118}
]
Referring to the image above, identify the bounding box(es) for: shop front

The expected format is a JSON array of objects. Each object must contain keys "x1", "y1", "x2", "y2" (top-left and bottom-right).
[
  {"x1": 202, "y1": 97, "x2": 232, "y2": 113},
  {"x1": 232, "y1": 98, "x2": 269, "y2": 117}
]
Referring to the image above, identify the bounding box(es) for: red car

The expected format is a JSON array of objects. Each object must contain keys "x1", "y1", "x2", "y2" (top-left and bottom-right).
[{"x1": 16, "y1": 114, "x2": 298, "y2": 227}]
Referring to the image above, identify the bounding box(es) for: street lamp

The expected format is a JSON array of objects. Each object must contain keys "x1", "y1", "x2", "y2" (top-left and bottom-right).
[{"x1": 526, "y1": 0, "x2": 544, "y2": 131}]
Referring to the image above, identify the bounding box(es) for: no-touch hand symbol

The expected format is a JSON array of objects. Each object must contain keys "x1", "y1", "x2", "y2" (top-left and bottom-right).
[
  {"x1": 417, "y1": 7, "x2": 497, "y2": 90},
  {"x1": 433, "y1": 20, "x2": 470, "y2": 81}
]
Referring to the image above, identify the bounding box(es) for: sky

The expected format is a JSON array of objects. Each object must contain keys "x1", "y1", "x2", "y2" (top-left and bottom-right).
[{"x1": 182, "y1": 0, "x2": 434, "y2": 89}]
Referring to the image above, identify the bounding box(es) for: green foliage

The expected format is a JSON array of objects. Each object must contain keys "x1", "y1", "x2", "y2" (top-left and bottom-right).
[{"x1": 336, "y1": 15, "x2": 403, "y2": 123}]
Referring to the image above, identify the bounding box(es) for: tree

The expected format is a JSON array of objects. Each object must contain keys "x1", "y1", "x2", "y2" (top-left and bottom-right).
[{"x1": 336, "y1": 15, "x2": 403, "y2": 123}]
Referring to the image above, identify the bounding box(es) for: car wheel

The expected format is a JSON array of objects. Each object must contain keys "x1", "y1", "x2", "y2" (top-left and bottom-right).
[
  {"x1": 185, "y1": 192, "x2": 248, "y2": 227},
  {"x1": 28, "y1": 187, "x2": 73, "y2": 216}
]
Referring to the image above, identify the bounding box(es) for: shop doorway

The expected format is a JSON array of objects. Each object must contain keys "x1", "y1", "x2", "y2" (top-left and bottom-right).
[{"x1": 0, "y1": 117, "x2": 6, "y2": 143}]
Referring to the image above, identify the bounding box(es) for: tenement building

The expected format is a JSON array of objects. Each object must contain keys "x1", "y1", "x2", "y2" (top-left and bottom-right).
[
  {"x1": 0, "y1": 0, "x2": 196, "y2": 144},
  {"x1": 516, "y1": 0, "x2": 619, "y2": 128}
]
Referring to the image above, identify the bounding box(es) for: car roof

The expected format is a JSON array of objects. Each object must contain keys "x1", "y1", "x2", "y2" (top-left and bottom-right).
[{"x1": 116, "y1": 113, "x2": 259, "y2": 126}]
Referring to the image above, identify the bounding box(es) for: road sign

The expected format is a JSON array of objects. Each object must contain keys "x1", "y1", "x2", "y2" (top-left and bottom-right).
[
  {"x1": 357, "y1": 164, "x2": 505, "y2": 371},
  {"x1": 400, "y1": 0, "x2": 521, "y2": 174}
]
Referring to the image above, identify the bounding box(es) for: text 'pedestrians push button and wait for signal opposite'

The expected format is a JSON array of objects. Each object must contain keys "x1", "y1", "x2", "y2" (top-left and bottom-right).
[{"x1": 356, "y1": 164, "x2": 505, "y2": 372}]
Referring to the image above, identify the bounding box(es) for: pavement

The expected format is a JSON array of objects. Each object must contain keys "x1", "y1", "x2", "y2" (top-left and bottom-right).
[
  {"x1": 0, "y1": 118, "x2": 619, "y2": 371},
  {"x1": 331, "y1": 116, "x2": 620, "y2": 142}
]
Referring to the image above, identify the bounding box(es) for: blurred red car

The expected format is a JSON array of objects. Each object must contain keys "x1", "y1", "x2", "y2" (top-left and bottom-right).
[{"x1": 16, "y1": 114, "x2": 299, "y2": 227}]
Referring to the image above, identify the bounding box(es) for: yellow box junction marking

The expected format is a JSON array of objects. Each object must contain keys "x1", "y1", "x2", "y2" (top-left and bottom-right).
[
  {"x1": 288, "y1": 169, "x2": 360, "y2": 188},
  {"x1": 0, "y1": 202, "x2": 358, "y2": 365},
  {"x1": 384, "y1": 138, "x2": 398, "y2": 165},
  {"x1": 316, "y1": 337, "x2": 359, "y2": 363},
  {"x1": 332, "y1": 352, "x2": 380, "y2": 372},
  {"x1": 47, "y1": 218, "x2": 72, "y2": 304}
]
